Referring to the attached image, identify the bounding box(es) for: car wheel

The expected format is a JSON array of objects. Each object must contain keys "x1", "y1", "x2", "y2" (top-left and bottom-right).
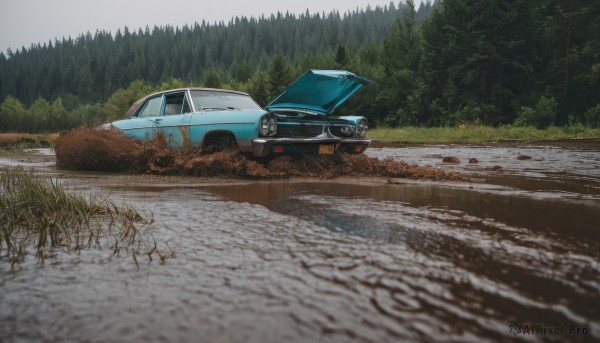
[{"x1": 204, "y1": 132, "x2": 239, "y2": 153}]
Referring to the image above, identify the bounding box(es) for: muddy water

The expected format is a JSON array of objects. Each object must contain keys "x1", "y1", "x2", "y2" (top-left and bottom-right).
[{"x1": 1, "y1": 144, "x2": 599, "y2": 342}]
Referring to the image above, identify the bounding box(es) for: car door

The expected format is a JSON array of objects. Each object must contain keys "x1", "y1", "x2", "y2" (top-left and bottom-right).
[
  {"x1": 116, "y1": 95, "x2": 164, "y2": 141},
  {"x1": 155, "y1": 91, "x2": 193, "y2": 149},
  {"x1": 188, "y1": 90, "x2": 263, "y2": 146}
]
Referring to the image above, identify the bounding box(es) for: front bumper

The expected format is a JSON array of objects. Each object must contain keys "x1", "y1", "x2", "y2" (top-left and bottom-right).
[{"x1": 238, "y1": 137, "x2": 371, "y2": 157}]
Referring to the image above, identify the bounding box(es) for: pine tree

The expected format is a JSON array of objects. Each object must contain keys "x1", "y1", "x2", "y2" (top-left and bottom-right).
[
  {"x1": 334, "y1": 43, "x2": 350, "y2": 69},
  {"x1": 420, "y1": 0, "x2": 537, "y2": 125},
  {"x1": 203, "y1": 68, "x2": 222, "y2": 88},
  {"x1": 267, "y1": 52, "x2": 293, "y2": 96},
  {"x1": 248, "y1": 70, "x2": 270, "y2": 107},
  {"x1": 234, "y1": 58, "x2": 254, "y2": 82},
  {"x1": 379, "y1": 0, "x2": 422, "y2": 126}
]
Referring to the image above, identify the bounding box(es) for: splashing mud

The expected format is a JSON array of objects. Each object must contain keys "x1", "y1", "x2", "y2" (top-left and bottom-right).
[
  {"x1": 55, "y1": 128, "x2": 464, "y2": 180},
  {"x1": 55, "y1": 128, "x2": 145, "y2": 171}
]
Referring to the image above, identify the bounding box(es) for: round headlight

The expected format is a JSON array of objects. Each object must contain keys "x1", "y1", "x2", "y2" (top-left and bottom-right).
[
  {"x1": 260, "y1": 114, "x2": 277, "y2": 136},
  {"x1": 356, "y1": 119, "x2": 368, "y2": 138},
  {"x1": 260, "y1": 116, "x2": 269, "y2": 136},
  {"x1": 268, "y1": 116, "x2": 277, "y2": 135}
]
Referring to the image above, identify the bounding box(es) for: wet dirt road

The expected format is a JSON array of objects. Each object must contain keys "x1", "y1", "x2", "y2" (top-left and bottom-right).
[{"x1": 1, "y1": 144, "x2": 599, "y2": 342}]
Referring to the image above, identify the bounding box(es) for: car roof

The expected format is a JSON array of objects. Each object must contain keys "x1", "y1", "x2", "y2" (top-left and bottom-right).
[{"x1": 124, "y1": 88, "x2": 251, "y2": 118}]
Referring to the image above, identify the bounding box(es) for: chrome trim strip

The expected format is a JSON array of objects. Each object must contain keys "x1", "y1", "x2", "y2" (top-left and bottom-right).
[
  {"x1": 187, "y1": 122, "x2": 254, "y2": 127},
  {"x1": 277, "y1": 122, "x2": 328, "y2": 126},
  {"x1": 269, "y1": 108, "x2": 325, "y2": 116},
  {"x1": 120, "y1": 122, "x2": 254, "y2": 131}
]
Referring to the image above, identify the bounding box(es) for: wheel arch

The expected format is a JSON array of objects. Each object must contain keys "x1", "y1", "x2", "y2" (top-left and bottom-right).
[{"x1": 201, "y1": 130, "x2": 239, "y2": 149}]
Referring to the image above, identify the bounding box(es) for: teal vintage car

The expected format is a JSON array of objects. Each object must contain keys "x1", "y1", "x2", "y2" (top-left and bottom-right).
[{"x1": 106, "y1": 70, "x2": 372, "y2": 157}]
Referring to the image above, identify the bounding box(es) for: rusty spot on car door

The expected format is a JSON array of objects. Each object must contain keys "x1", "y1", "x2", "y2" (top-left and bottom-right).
[
  {"x1": 155, "y1": 131, "x2": 167, "y2": 148},
  {"x1": 181, "y1": 126, "x2": 192, "y2": 152}
]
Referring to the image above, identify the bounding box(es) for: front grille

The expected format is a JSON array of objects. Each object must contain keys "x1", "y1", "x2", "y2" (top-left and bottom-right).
[{"x1": 274, "y1": 124, "x2": 324, "y2": 138}]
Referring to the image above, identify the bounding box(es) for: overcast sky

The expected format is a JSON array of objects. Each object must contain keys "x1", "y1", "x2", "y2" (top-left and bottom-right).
[{"x1": 0, "y1": 0, "x2": 424, "y2": 54}]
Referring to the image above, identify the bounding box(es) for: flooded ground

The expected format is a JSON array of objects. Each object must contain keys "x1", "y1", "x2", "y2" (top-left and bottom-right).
[{"x1": 1, "y1": 143, "x2": 599, "y2": 342}]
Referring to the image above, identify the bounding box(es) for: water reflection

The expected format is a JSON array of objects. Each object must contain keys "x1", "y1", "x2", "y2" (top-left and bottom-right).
[{"x1": 206, "y1": 181, "x2": 600, "y2": 245}]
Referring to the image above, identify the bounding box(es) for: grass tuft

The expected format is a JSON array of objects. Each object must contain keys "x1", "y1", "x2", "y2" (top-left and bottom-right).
[{"x1": 0, "y1": 168, "x2": 173, "y2": 271}]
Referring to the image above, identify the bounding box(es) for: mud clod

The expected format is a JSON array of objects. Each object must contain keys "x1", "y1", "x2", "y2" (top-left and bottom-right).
[
  {"x1": 516, "y1": 155, "x2": 532, "y2": 160},
  {"x1": 442, "y1": 156, "x2": 461, "y2": 164},
  {"x1": 468, "y1": 158, "x2": 479, "y2": 164},
  {"x1": 55, "y1": 128, "x2": 464, "y2": 181}
]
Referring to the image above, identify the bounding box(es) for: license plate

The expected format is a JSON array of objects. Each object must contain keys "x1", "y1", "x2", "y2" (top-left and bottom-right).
[{"x1": 319, "y1": 144, "x2": 335, "y2": 155}]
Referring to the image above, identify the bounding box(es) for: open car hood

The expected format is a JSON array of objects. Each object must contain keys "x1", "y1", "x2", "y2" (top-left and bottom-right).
[{"x1": 265, "y1": 70, "x2": 373, "y2": 115}]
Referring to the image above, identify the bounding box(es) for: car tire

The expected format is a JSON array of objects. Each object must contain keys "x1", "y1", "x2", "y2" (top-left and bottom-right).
[{"x1": 204, "y1": 132, "x2": 239, "y2": 153}]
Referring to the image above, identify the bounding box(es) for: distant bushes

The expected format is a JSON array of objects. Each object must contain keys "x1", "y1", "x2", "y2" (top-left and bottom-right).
[
  {"x1": 515, "y1": 96, "x2": 558, "y2": 129},
  {"x1": 0, "y1": 79, "x2": 184, "y2": 133},
  {"x1": 585, "y1": 104, "x2": 600, "y2": 128},
  {"x1": 513, "y1": 98, "x2": 600, "y2": 129},
  {"x1": 0, "y1": 95, "x2": 108, "y2": 133}
]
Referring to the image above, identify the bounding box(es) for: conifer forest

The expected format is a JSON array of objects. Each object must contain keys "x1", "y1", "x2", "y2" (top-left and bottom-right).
[{"x1": 0, "y1": 0, "x2": 599, "y2": 133}]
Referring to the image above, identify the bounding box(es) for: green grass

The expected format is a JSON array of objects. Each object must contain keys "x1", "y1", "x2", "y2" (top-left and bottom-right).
[
  {"x1": 0, "y1": 168, "x2": 173, "y2": 270},
  {"x1": 369, "y1": 125, "x2": 600, "y2": 144}
]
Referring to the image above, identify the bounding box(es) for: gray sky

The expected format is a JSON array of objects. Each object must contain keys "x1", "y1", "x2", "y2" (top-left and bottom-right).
[{"x1": 0, "y1": 0, "x2": 423, "y2": 54}]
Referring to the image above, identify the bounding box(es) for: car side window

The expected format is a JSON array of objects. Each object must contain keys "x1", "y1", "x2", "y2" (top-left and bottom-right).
[
  {"x1": 190, "y1": 90, "x2": 262, "y2": 110},
  {"x1": 137, "y1": 96, "x2": 163, "y2": 118},
  {"x1": 164, "y1": 92, "x2": 191, "y2": 115}
]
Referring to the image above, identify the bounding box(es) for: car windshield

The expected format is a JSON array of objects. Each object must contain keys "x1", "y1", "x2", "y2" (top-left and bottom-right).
[{"x1": 190, "y1": 90, "x2": 262, "y2": 111}]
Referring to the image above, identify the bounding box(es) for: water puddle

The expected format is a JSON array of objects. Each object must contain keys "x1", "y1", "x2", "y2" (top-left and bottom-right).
[
  {"x1": 366, "y1": 145, "x2": 600, "y2": 179},
  {"x1": 0, "y1": 158, "x2": 54, "y2": 168}
]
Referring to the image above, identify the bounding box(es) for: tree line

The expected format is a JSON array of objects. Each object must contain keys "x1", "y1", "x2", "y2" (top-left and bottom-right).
[{"x1": 1, "y1": 0, "x2": 599, "y2": 133}]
